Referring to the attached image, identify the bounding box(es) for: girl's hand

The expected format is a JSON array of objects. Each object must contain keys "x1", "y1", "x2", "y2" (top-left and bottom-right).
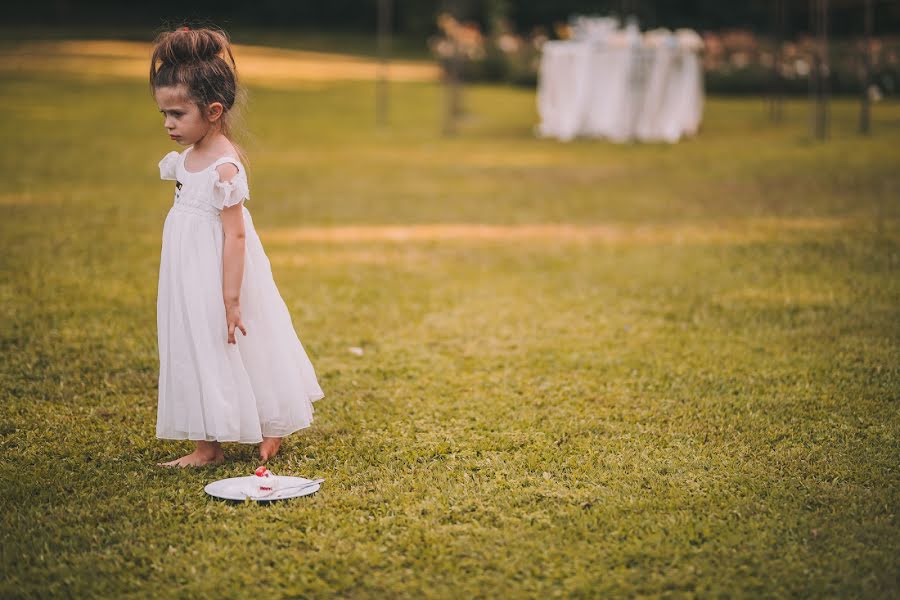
[{"x1": 226, "y1": 303, "x2": 247, "y2": 344}]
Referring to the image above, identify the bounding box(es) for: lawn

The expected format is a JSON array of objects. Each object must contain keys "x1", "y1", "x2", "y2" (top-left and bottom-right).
[{"x1": 0, "y1": 37, "x2": 898, "y2": 598}]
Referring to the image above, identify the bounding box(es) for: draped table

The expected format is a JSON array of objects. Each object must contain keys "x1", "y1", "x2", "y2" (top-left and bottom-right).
[{"x1": 537, "y1": 27, "x2": 704, "y2": 143}]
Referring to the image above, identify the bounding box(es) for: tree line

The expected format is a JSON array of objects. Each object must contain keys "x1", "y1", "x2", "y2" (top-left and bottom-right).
[{"x1": 10, "y1": 0, "x2": 900, "y2": 39}]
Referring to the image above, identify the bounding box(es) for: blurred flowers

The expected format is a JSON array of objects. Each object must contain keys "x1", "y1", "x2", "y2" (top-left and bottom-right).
[
  {"x1": 429, "y1": 12, "x2": 544, "y2": 86},
  {"x1": 427, "y1": 14, "x2": 898, "y2": 96},
  {"x1": 703, "y1": 28, "x2": 899, "y2": 96}
]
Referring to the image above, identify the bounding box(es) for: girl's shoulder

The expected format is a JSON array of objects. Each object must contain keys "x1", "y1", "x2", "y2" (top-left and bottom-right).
[
  {"x1": 211, "y1": 153, "x2": 245, "y2": 173},
  {"x1": 208, "y1": 150, "x2": 250, "y2": 210}
]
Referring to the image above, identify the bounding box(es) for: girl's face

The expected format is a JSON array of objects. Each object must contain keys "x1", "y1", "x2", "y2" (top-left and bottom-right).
[{"x1": 154, "y1": 85, "x2": 222, "y2": 146}]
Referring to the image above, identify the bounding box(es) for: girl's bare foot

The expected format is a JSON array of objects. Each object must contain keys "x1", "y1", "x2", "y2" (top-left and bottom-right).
[
  {"x1": 158, "y1": 441, "x2": 225, "y2": 468},
  {"x1": 259, "y1": 437, "x2": 282, "y2": 462}
]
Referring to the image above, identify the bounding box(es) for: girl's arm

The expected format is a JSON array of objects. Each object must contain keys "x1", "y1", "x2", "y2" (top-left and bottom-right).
[{"x1": 219, "y1": 163, "x2": 247, "y2": 344}]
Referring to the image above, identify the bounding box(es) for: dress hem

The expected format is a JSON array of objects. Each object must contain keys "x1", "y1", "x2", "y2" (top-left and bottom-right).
[
  {"x1": 157, "y1": 418, "x2": 320, "y2": 444},
  {"x1": 156, "y1": 393, "x2": 325, "y2": 444}
]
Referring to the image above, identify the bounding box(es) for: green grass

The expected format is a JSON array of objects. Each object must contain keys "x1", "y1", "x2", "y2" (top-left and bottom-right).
[{"x1": 1, "y1": 49, "x2": 899, "y2": 598}]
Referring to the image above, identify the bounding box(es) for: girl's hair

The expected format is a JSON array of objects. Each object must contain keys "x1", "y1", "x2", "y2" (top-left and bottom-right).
[{"x1": 150, "y1": 26, "x2": 250, "y2": 169}]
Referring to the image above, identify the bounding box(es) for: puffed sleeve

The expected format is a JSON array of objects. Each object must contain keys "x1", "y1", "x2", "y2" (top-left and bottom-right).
[
  {"x1": 158, "y1": 151, "x2": 179, "y2": 180},
  {"x1": 210, "y1": 165, "x2": 250, "y2": 210}
]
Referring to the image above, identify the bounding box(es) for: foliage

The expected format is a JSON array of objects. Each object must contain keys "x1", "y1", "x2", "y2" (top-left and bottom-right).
[
  {"x1": 6, "y1": 1, "x2": 900, "y2": 38},
  {"x1": 428, "y1": 15, "x2": 900, "y2": 95}
]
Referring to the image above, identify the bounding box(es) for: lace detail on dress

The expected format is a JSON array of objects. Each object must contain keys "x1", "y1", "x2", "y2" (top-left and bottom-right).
[{"x1": 159, "y1": 151, "x2": 179, "y2": 180}]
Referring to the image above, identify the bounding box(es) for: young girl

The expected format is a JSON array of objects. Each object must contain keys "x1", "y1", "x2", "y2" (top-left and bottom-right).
[{"x1": 151, "y1": 27, "x2": 324, "y2": 468}]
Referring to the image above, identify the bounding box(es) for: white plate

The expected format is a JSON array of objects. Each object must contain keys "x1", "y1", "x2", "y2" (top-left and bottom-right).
[{"x1": 205, "y1": 475, "x2": 324, "y2": 502}]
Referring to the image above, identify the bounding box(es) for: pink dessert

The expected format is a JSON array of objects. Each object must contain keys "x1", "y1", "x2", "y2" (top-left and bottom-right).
[{"x1": 252, "y1": 466, "x2": 279, "y2": 497}]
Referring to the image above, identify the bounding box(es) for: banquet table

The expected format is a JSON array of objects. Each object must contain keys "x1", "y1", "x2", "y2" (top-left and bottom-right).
[{"x1": 537, "y1": 27, "x2": 704, "y2": 143}]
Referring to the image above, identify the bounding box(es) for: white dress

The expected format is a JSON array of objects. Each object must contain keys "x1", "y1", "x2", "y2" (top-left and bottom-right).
[{"x1": 156, "y1": 146, "x2": 324, "y2": 443}]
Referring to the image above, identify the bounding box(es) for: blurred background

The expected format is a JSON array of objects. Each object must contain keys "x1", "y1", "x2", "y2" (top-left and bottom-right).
[
  {"x1": 5, "y1": 0, "x2": 900, "y2": 95},
  {"x1": 2, "y1": 2, "x2": 899, "y2": 598}
]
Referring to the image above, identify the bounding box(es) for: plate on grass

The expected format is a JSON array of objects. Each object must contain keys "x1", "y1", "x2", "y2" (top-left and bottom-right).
[{"x1": 205, "y1": 475, "x2": 324, "y2": 502}]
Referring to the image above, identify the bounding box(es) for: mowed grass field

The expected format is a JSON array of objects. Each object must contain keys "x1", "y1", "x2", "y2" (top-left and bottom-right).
[{"x1": 1, "y1": 37, "x2": 899, "y2": 598}]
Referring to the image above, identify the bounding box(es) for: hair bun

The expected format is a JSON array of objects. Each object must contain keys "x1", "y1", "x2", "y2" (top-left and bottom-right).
[{"x1": 158, "y1": 28, "x2": 228, "y2": 64}]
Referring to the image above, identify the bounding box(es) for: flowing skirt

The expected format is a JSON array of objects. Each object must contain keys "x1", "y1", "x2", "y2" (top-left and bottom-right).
[{"x1": 156, "y1": 204, "x2": 324, "y2": 443}]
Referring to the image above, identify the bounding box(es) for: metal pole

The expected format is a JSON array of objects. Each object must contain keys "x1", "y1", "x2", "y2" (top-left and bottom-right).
[
  {"x1": 769, "y1": 0, "x2": 786, "y2": 122},
  {"x1": 820, "y1": 0, "x2": 830, "y2": 140},
  {"x1": 441, "y1": 0, "x2": 463, "y2": 136},
  {"x1": 860, "y1": 0, "x2": 873, "y2": 134},
  {"x1": 376, "y1": 0, "x2": 392, "y2": 127},
  {"x1": 808, "y1": 0, "x2": 817, "y2": 138},
  {"x1": 809, "y1": 0, "x2": 828, "y2": 140},
  {"x1": 443, "y1": 44, "x2": 462, "y2": 136}
]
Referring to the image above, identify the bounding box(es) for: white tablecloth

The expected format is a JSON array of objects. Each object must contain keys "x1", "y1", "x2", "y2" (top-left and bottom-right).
[{"x1": 537, "y1": 28, "x2": 704, "y2": 143}]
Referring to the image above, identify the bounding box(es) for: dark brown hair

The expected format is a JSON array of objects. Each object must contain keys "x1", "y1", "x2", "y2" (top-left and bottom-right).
[{"x1": 150, "y1": 26, "x2": 249, "y2": 168}]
